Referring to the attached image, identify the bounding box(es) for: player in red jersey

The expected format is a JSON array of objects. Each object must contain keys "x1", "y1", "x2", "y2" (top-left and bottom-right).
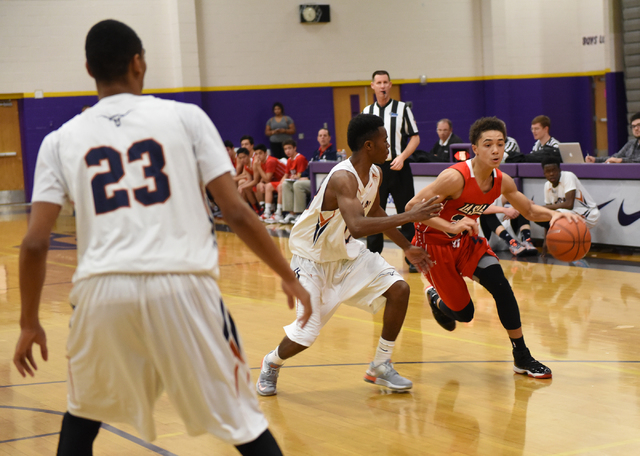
[{"x1": 407, "y1": 117, "x2": 580, "y2": 379}]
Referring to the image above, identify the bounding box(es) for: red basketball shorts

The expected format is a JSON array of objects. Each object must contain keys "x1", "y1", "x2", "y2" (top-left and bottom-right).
[{"x1": 414, "y1": 234, "x2": 498, "y2": 311}]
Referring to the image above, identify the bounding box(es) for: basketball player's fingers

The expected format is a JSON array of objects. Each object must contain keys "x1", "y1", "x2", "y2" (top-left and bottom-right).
[
  {"x1": 26, "y1": 348, "x2": 38, "y2": 372},
  {"x1": 422, "y1": 195, "x2": 440, "y2": 205},
  {"x1": 298, "y1": 303, "x2": 312, "y2": 329},
  {"x1": 12, "y1": 354, "x2": 27, "y2": 377},
  {"x1": 39, "y1": 339, "x2": 49, "y2": 362}
]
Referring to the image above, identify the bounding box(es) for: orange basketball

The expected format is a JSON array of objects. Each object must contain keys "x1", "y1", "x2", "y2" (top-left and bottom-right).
[{"x1": 545, "y1": 217, "x2": 591, "y2": 262}]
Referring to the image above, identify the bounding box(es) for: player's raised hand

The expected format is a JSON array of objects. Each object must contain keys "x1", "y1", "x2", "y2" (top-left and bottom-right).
[
  {"x1": 450, "y1": 216, "x2": 479, "y2": 236},
  {"x1": 13, "y1": 324, "x2": 48, "y2": 377},
  {"x1": 404, "y1": 245, "x2": 434, "y2": 273},
  {"x1": 281, "y1": 278, "x2": 312, "y2": 329},
  {"x1": 408, "y1": 196, "x2": 442, "y2": 222}
]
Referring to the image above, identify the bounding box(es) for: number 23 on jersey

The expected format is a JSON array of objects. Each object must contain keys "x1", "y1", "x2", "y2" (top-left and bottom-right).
[{"x1": 85, "y1": 139, "x2": 171, "y2": 215}]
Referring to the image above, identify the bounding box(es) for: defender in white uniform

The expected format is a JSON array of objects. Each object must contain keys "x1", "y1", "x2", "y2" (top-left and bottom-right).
[
  {"x1": 256, "y1": 114, "x2": 442, "y2": 396},
  {"x1": 13, "y1": 20, "x2": 311, "y2": 456},
  {"x1": 541, "y1": 156, "x2": 600, "y2": 228}
]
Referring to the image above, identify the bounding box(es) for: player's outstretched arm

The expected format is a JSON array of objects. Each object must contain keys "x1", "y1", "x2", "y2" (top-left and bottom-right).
[
  {"x1": 208, "y1": 172, "x2": 312, "y2": 327},
  {"x1": 407, "y1": 169, "x2": 479, "y2": 236},
  {"x1": 501, "y1": 175, "x2": 582, "y2": 226},
  {"x1": 14, "y1": 202, "x2": 60, "y2": 377},
  {"x1": 330, "y1": 172, "x2": 441, "y2": 239}
]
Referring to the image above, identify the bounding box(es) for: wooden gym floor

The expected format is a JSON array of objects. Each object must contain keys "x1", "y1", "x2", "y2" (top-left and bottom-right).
[{"x1": 1, "y1": 205, "x2": 639, "y2": 455}]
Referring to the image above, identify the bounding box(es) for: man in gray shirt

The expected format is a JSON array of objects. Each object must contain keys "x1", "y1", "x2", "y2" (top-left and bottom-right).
[{"x1": 586, "y1": 112, "x2": 640, "y2": 163}]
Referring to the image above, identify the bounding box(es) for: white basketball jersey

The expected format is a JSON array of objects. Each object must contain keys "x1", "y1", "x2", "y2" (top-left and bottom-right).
[
  {"x1": 31, "y1": 93, "x2": 234, "y2": 282},
  {"x1": 289, "y1": 159, "x2": 380, "y2": 262},
  {"x1": 544, "y1": 170, "x2": 599, "y2": 220}
]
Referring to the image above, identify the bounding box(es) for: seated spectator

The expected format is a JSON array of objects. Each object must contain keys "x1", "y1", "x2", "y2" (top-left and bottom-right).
[
  {"x1": 224, "y1": 140, "x2": 236, "y2": 167},
  {"x1": 235, "y1": 148, "x2": 261, "y2": 213},
  {"x1": 480, "y1": 198, "x2": 538, "y2": 257},
  {"x1": 505, "y1": 116, "x2": 561, "y2": 163},
  {"x1": 537, "y1": 156, "x2": 600, "y2": 252},
  {"x1": 586, "y1": 112, "x2": 640, "y2": 163},
  {"x1": 502, "y1": 136, "x2": 520, "y2": 162},
  {"x1": 530, "y1": 115, "x2": 560, "y2": 152},
  {"x1": 273, "y1": 128, "x2": 336, "y2": 224},
  {"x1": 264, "y1": 140, "x2": 309, "y2": 224},
  {"x1": 251, "y1": 144, "x2": 286, "y2": 218},
  {"x1": 234, "y1": 135, "x2": 255, "y2": 183},
  {"x1": 424, "y1": 119, "x2": 463, "y2": 162},
  {"x1": 302, "y1": 128, "x2": 337, "y2": 172}
]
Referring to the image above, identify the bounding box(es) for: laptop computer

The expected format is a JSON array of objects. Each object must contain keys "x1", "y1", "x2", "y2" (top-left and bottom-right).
[{"x1": 558, "y1": 143, "x2": 585, "y2": 163}]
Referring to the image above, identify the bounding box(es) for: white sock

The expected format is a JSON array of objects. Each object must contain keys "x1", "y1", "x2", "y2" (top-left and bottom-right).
[
  {"x1": 275, "y1": 204, "x2": 283, "y2": 215},
  {"x1": 373, "y1": 337, "x2": 395, "y2": 366},
  {"x1": 267, "y1": 347, "x2": 285, "y2": 366}
]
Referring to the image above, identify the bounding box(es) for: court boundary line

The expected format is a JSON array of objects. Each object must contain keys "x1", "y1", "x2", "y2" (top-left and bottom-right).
[
  {"x1": 0, "y1": 405, "x2": 177, "y2": 455},
  {"x1": 4, "y1": 359, "x2": 637, "y2": 391}
]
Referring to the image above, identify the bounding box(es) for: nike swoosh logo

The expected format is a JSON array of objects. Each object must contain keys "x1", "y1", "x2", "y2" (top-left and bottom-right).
[
  {"x1": 597, "y1": 199, "x2": 614, "y2": 210},
  {"x1": 618, "y1": 200, "x2": 640, "y2": 226}
]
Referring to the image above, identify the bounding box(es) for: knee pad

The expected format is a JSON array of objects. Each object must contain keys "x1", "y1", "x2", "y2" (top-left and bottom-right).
[{"x1": 474, "y1": 264, "x2": 521, "y2": 330}]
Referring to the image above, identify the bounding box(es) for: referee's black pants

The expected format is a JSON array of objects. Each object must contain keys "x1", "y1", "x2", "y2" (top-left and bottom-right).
[{"x1": 367, "y1": 161, "x2": 415, "y2": 254}]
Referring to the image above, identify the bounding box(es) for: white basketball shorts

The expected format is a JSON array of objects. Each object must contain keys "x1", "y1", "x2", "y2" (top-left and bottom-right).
[
  {"x1": 66, "y1": 273, "x2": 267, "y2": 444},
  {"x1": 284, "y1": 249, "x2": 404, "y2": 347},
  {"x1": 556, "y1": 207, "x2": 600, "y2": 229}
]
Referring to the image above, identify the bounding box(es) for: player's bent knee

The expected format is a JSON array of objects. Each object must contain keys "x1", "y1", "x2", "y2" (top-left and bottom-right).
[
  {"x1": 474, "y1": 264, "x2": 521, "y2": 330},
  {"x1": 384, "y1": 280, "x2": 410, "y2": 304},
  {"x1": 451, "y1": 301, "x2": 474, "y2": 322}
]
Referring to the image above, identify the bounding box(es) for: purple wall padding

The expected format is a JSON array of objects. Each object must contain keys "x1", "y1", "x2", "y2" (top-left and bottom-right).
[
  {"x1": 17, "y1": 76, "x2": 618, "y2": 202},
  {"x1": 200, "y1": 87, "x2": 335, "y2": 159},
  {"x1": 402, "y1": 76, "x2": 595, "y2": 157},
  {"x1": 605, "y1": 72, "x2": 628, "y2": 155}
]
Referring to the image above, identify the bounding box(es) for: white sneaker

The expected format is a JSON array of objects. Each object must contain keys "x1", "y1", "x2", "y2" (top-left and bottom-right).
[
  {"x1": 282, "y1": 213, "x2": 297, "y2": 224},
  {"x1": 265, "y1": 213, "x2": 284, "y2": 224},
  {"x1": 364, "y1": 360, "x2": 413, "y2": 391},
  {"x1": 256, "y1": 352, "x2": 282, "y2": 396}
]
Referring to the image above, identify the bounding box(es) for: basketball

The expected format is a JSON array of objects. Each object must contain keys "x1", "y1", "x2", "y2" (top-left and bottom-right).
[{"x1": 545, "y1": 217, "x2": 591, "y2": 262}]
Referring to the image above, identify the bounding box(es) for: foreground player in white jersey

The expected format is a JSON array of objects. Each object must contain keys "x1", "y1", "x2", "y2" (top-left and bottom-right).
[
  {"x1": 13, "y1": 20, "x2": 311, "y2": 456},
  {"x1": 256, "y1": 114, "x2": 442, "y2": 395}
]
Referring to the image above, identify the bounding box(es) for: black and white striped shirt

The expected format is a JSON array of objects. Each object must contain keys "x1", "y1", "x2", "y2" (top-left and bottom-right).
[
  {"x1": 532, "y1": 137, "x2": 560, "y2": 152},
  {"x1": 363, "y1": 100, "x2": 419, "y2": 161}
]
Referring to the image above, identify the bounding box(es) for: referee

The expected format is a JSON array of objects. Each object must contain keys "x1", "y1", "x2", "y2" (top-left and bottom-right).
[{"x1": 363, "y1": 70, "x2": 421, "y2": 272}]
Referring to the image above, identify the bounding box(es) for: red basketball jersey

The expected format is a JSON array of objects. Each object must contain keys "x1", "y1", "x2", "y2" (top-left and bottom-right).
[
  {"x1": 262, "y1": 156, "x2": 286, "y2": 183},
  {"x1": 415, "y1": 160, "x2": 503, "y2": 245}
]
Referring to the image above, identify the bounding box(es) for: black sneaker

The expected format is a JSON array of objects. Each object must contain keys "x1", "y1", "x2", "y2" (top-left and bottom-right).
[
  {"x1": 513, "y1": 348, "x2": 552, "y2": 379},
  {"x1": 425, "y1": 286, "x2": 456, "y2": 331},
  {"x1": 408, "y1": 263, "x2": 418, "y2": 273}
]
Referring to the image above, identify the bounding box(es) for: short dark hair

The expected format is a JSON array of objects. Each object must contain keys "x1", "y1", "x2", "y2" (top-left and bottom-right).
[
  {"x1": 319, "y1": 127, "x2": 331, "y2": 136},
  {"x1": 469, "y1": 117, "x2": 507, "y2": 145},
  {"x1": 371, "y1": 70, "x2": 390, "y2": 81},
  {"x1": 541, "y1": 155, "x2": 561, "y2": 169},
  {"x1": 236, "y1": 147, "x2": 249, "y2": 157},
  {"x1": 240, "y1": 135, "x2": 254, "y2": 145},
  {"x1": 254, "y1": 144, "x2": 267, "y2": 152},
  {"x1": 438, "y1": 119, "x2": 452, "y2": 129},
  {"x1": 631, "y1": 112, "x2": 640, "y2": 124},
  {"x1": 85, "y1": 20, "x2": 143, "y2": 83},
  {"x1": 532, "y1": 115, "x2": 551, "y2": 129},
  {"x1": 273, "y1": 102, "x2": 284, "y2": 114},
  {"x1": 347, "y1": 114, "x2": 384, "y2": 152},
  {"x1": 282, "y1": 139, "x2": 297, "y2": 148},
  {"x1": 223, "y1": 140, "x2": 234, "y2": 149}
]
